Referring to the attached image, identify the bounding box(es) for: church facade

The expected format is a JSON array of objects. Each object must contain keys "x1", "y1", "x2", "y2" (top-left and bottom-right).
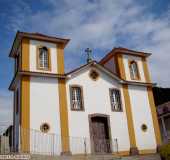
[{"x1": 9, "y1": 31, "x2": 161, "y2": 156}]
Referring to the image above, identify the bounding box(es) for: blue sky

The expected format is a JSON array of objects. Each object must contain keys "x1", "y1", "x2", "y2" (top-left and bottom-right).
[{"x1": 0, "y1": 0, "x2": 170, "y2": 130}]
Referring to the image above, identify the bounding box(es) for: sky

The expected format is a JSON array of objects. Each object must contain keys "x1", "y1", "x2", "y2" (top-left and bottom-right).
[{"x1": 0, "y1": 0, "x2": 170, "y2": 132}]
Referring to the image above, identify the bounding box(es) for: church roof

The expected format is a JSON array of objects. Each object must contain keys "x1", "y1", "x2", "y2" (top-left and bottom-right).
[
  {"x1": 66, "y1": 61, "x2": 155, "y2": 87},
  {"x1": 66, "y1": 60, "x2": 122, "y2": 81},
  {"x1": 100, "y1": 47, "x2": 151, "y2": 64},
  {"x1": 9, "y1": 31, "x2": 70, "y2": 57}
]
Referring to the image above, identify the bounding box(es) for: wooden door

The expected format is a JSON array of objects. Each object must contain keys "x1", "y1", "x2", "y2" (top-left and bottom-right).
[{"x1": 91, "y1": 117, "x2": 110, "y2": 153}]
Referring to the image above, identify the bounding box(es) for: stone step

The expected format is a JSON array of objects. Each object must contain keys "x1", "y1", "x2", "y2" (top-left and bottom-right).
[
  {"x1": 30, "y1": 153, "x2": 161, "y2": 160},
  {"x1": 31, "y1": 154, "x2": 121, "y2": 160},
  {"x1": 121, "y1": 154, "x2": 161, "y2": 160}
]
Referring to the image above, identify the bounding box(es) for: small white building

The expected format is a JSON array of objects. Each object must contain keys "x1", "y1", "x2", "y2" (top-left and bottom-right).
[{"x1": 9, "y1": 31, "x2": 162, "y2": 156}]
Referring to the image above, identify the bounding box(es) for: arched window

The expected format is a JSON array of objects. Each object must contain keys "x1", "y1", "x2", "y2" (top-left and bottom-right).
[
  {"x1": 129, "y1": 60, "x2": 140, "y2": 80},
  {"x1": 38, "y1": 46, "x2": 50, "y2": 70}
]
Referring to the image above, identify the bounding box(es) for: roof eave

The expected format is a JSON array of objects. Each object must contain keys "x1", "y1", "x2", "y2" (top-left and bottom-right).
[
  {"x1": 9, "y1": 71, "x2": 66, "y2": 91},
  {"x1": 66, "y1": 61, "x2": 122, "y2": 82},
  {"x1": 114, "y1": 47, "x2": 152, "y2": 57},
  {"x1": 121, "y1": 80, "x2": 156, "y2": 87},
  {"x1": 66, "y1": 62, "x2": 155, "y2": 87},
  {"x1": 8, "y1": 71, "x2": 19, "y2": 91},
  {"x1": 19, "y1": 71, "x2": 66, "y2": 78},
  {"x1": 9, "y1": 31, "x2": 70, "y2": 58},
  {"x1": 9, "y1": 31, "x2": 21, "y2": 58},
  {"x1": 100, "y1": 47, "x2": 152, "y2": 64},
  {"x1": 19, "y1": 32, "x2": 70, "y2": 46}
]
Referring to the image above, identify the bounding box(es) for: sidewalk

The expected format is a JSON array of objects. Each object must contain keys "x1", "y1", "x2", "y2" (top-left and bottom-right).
[{"x1": 121, "y1": 154, "x2": 161, "y2": 160}]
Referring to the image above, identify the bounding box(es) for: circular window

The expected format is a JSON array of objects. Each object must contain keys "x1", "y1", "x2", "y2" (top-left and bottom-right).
[
  {"x1": 141, "y1": 124, "x2": 148, "y2": 132},
  {"x1": 40, "y1": 123, "x2": 50, "y2": 133},
  {"x1": 89, "y1": 70, "x2": 99, "y2": 81}
]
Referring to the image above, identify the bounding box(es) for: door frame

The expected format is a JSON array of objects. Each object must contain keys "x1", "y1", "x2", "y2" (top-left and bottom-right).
[{"x1": 88, "y1": 114, "x2": 112, "y2": 154}]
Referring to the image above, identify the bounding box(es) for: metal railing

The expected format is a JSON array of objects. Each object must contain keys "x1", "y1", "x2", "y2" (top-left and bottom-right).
[{"x1": 0, "y1": 127, "x2": 119, "y2": 156}]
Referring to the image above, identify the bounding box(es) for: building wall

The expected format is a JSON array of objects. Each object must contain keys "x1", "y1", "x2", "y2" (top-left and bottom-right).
[
  {"x1": 123, "y1": 55, "x2": 146, "y2": 82},
  {"x1": 16, "y1": 39, "x2": 157, "y2": 155},
  {"x1": 29, "y1": 76, "x2": 61, "y2": 154},
  {"x1": 103, "y1": 57, "x2": 117, "y2": 74},
  {"x1": 29, "y1": 40, "x2": 58, "y2": 74},
  {"x1": 14, "y1": 80, "x2": 20, "y2": 150},
  {"x1": 66, "y1": 67, "x2": 130, "y2": 154},
  {"x1": 128, "y1": 85, "x2": 157, "y2": 150}
]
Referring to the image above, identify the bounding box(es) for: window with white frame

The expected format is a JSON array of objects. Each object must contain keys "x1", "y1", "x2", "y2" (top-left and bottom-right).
[
  {"x1": 129, "y1": 61, "x2": 140, "y2": 80},
  {"x1": 38, "y1": 46, "x2": 49, "y2": 69},
  {"x1": 110, "y1": 89, "x2": 122, "y2": 111},
  {"x1": 70, "y1": 86, "x2": 84, "y2": 110}
]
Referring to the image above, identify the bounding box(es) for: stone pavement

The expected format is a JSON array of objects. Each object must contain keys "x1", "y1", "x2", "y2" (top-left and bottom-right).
[
  {"x1": 30, "y1": 154, "x2": 161, "y2": 160},
  {"x1": 121, "y1": 154, "x2": 161, "y2": 160}
]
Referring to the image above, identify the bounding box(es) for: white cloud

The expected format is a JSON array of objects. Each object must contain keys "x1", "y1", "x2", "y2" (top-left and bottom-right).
[{"x1": 4, "y1": 0, "x2": 170, "y2": 87}]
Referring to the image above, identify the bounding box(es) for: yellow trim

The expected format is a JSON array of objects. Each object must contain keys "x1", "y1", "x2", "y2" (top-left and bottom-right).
[
  {"x1": 122, "y1": 84, "x2": 137, "y2": 149},
  {"x1": 147, "y1": 87, "x2": 162, "y2": 146},
  {"x1": 21, "y1": 76, "x2": 30, "y2": 152},
  {"x1": 58, "y1": 79, "x2": 70, "y2": 153},
  {"x1": 57, "y1": 43, "x2": 70, "y2": 153},
  {"x1": 139, "y1": 149, "x2": 156, "y2": 155},
  {"x1": 57, "y1": 43, "x2": 65, "y2": 74},
  {"x1": 21, "y1": 38, "x2": 30, "y2": 71},
  {"x1": 142, "y1": 57, "x2": 151, "y2": 83},
  {"x1": 36, "y1": 46, "x2": 51, "y2": 71},
  {"x1": 116, "y1": 54, "x2": 126, "y2": 80},
  {"x1": 20, "y1": 37, "x2": 30, "y2": 152}
]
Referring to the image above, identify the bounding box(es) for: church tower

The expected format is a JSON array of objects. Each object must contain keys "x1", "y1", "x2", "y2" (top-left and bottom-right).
[
  {"x1": 100, "y1": 47, "x2": 152, "y2": 83},
  {"x1": 100, "y1": 47, "x2": 162, "y2": 154},
  {"x1": 9, "y1": 31, "x2": 70, "y2": 154}
]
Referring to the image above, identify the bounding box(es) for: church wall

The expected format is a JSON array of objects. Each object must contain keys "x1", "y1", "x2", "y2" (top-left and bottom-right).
[
  {"x1": 103, "y1": 57, "x2": 117, "y2": 74},
  {"x1": 66, "y1": 67, "x2": 130, "y2": 154},
  {"x1": 128, "y1": 85, "x2": 157, "y2": 151},
  {"x1": 29, "y1": 40, "x2": 58, "y2": 74},
  {"x1": 123, "y1": 55, "x2": 146, "y2": 82},
  {"x1": 29, "y1": 76, "x2": 61, "y2": 155},
  {"x1": 14, "y1": 80, "x2": 21, "y2": 150}
]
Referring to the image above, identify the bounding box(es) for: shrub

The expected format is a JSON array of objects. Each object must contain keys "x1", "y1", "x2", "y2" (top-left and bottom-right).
[{"x1": 159, "y1": 143, "x2": 170, "y2": 160}]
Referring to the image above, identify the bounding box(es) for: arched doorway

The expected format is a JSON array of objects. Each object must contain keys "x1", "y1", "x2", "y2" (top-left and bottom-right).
[{"x1": 89, "y1": 114, "x2": 112, "y2": 154}]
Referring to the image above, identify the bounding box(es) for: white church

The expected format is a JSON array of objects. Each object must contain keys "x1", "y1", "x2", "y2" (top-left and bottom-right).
[{"x1": 9, "y1": 31, "x2": 162, "y2": 156}]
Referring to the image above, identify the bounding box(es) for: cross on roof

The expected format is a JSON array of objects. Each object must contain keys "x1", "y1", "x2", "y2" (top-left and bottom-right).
[{"x1": 85, "y1": 48, "x2": 92, "y2": 63}]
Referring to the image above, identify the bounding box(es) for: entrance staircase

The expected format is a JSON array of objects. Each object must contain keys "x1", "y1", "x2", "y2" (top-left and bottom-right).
[{"x1": 31, "y1": 154, "x2": 121, "y2": 160}]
